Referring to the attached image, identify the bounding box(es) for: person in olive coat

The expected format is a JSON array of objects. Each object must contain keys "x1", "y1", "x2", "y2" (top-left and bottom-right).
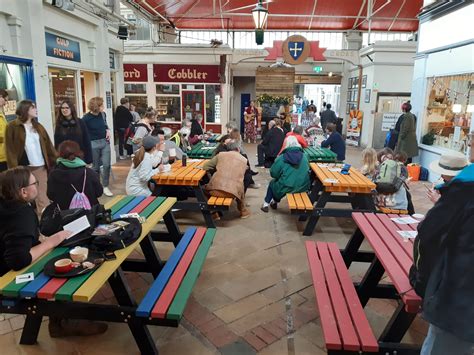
[
  {"x1": 261, "y1": 136, "x2": 310, "y2": 212},
  {"x1": 396, "y1": 102, "x2": 418, "y2": 162}
]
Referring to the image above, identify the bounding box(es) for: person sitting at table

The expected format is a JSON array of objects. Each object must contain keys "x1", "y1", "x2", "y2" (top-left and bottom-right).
[
  {"x1": 152, "y1": 128, "x2": 183, "y2": 162},
  {"x1": 321, "y1": 123, "x2": 345, "y2": 161},
  {"x1": 203, "y1": 140, "x2": 250, "y2": 219},
  {"x1": 47, "y1": 140, "x2": 103, "y2": 210},
  {"x1": 189, "y1": 114, "x2": 204, "y2": 145},
  {"x1": 256, "y1": 119, "x2": 285, "y2": 168},
  {"x1": 261, "y1": 136, "x2": 310, "y2": 212},
  {"x1": 278, "y1": 125, "x2": 308, "y2": 155},
  {"x1": 410, "y1": 141, "x2": 473, "y2": 354},
  {"x1": 0, "y1": 167, "x2": 108, "y2": 337},
  {"x1": 126, "y1": 136, "x2": 165, "y2": 196},
  {"x1": 359, "y1": 147, "x2": 378, "y2": 180}
]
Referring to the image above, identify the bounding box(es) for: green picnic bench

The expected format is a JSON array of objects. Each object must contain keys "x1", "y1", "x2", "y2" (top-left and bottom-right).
[
  {"x1": 304, "y1": 146, "x2": 338, "y2": 163},
  {"x1": 187, "y1": 142, "x2": 217, "y2": 159}
]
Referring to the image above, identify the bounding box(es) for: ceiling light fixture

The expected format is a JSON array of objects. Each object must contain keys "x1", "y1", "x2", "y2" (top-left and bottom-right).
[{"x1": 252, "y1": 0, "x2": 268, "y2": 45}]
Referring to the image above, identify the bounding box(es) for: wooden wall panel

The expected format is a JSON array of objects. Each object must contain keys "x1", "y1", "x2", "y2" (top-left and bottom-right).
[{"x1": 256, "y1": 67, "x2": 295, "y2": 97}]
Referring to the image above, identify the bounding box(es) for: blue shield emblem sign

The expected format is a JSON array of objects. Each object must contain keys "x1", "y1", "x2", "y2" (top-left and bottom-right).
[{"x1": 288, "y1": 41, "x2": 305, "y2": 60}]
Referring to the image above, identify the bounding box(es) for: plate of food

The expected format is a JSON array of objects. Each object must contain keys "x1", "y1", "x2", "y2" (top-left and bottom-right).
[{"x1": 43, "y1": 247, "x2": 104, "y2": 278}]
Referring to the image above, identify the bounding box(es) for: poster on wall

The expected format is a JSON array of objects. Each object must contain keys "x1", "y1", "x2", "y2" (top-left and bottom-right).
[
  {"x1": 347, "y1": 109, "x2": 363, "y2": 146},
  {"x1": 381, "y1": 113, "x2": 400, "y2": 131}
]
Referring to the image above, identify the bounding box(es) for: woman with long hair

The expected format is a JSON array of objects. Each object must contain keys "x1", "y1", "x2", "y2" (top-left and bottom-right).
[
  {"x1": 126, "y1": 135, "x2": 165, "y2": 196},
  {"x1": 131, "y1": 106, "x2": 155, "y2": 152},
  {"x1": 5, "y1": 100, "x2": 57, "y2": 213},
  {"x1": 47, "y1": 140, "x2": 103, "y2": 210},
  {"x1": 82, "y1": 97, "x2": 113, "y2": 197},
  {"x1": 244, "y1": 101, "x2": 257, "y2": 144},
  {"x1": 54, "y1": 99, "x2": 92, "y2": 164}
]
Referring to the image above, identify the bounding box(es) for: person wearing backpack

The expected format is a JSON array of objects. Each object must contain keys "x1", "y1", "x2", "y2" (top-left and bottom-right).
[
  {"x1": 47, "y1": 140, "x2": 103, "y2": 210},
  {"x1": 373, "y1": 153, "x2": 408, "y2": 210},
  {"x1": 128, "y1": 107, "x2": 155, "y2": 153}
]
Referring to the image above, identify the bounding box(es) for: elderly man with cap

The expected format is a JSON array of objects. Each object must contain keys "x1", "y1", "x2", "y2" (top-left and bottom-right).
[
  {"x1": 410, "y1": 141, "x2": 474, "y2": 355},
  {"x1": 125, "y1": 135, "x2": 166, "y2": 196},
  {"x1": 256, "y1": 119, "x2": 285, "y2": 168}
]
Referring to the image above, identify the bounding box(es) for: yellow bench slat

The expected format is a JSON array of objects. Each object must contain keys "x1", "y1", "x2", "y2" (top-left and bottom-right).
[
  {"x1": 294, "y1": 193, "x2": 305, "y2": 210},
  {"x1": 222, "y1": 198, "x2": 233, "y2": 206},
  {"x1": 300, "y1": 193, "x2": 314, "y2": 210},
  {"x1": 287, "y1": 193, "x2": 297, "y2": 210}
]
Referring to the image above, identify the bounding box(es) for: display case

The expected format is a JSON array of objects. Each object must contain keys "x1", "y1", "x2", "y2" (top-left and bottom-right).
[{"x1": 156, "y1": 96, "x2": 181, "y2": 122}]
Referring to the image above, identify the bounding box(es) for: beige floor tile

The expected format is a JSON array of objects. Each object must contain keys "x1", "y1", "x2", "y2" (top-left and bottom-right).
[
  {"x1": 260, "y1": 271, "x2": 312, "y2": 303},
  {"x1": 194, "y1": 287, "x2": 235, "y2": 312},
  {"x1": 258, "y1": 332, "x2": 326, "y2": 355},
  {"x1": 214, "y1": 293, "x2": 273, "y2": 323}
]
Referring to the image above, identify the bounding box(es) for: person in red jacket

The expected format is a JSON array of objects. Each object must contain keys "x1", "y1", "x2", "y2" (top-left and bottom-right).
[{"x1": 279, "y1": 125, "x2": 308, "y2": 155}]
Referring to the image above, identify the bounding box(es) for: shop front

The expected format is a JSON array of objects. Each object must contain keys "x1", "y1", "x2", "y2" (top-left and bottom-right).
[
  {"x1": 123, "y1": 63, "x2": 223, "y2": 133},
  {"x1": 0, "y1": 55, "x2": 36, "y2": 121},
  {"x1": 411, "y1": 1, "x2": 473, "y2": 177}
]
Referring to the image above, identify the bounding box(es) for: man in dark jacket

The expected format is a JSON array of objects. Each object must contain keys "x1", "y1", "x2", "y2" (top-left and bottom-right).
[
  {"x1": 256, "y1": 119, "x2": 285, "y2": 168},
  {"x1": 320, "y1": 103, "x2": 337, "y2": 130},
  {"x1": 114, "y1": 98, "x2": 133, "y2": 159},
  {"x1": 321, "y1": 123, "x2": 345, "y2": 161},
  {"x1": 411, "y1": 140, "x2": 474, "y2": 354}
]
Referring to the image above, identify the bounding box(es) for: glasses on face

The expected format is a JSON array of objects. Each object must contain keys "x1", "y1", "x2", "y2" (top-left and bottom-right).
[{"x1": 24, "y1": 180, "x2": 39, "y2": 188}]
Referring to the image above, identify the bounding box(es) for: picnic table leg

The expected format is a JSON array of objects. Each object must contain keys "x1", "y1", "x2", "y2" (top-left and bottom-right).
[
  {"x1": 379, "y1": 302, "x2": 417, "y2": 343},
  {"x1": 163, "y1": 211, "x2": 182, "y2": 246},
  {"x1": 299, "y1": 179, "x2": 323, "y2": 222},
  {"x1": 341, "y1": 228, "x2": 365, "y2": 267},
  {"x1": 152, "y1": 184, "x2": 163, "y2": 197},
  {"x1": 108, "y1": 268, "x2": 158, "y2": 354},
  {"x1": 140, "y1": 234, "x2": 164, "y2": 278},
  {"x1": 194, "y1": 186, "x2": 216, "y2": 229},
  {"x1": 356, "y1": 257, "x2": 385, "y2": 307},
  {"x1": 303, "y1": 191, "x2": 331, "y2": 236},
  {"x1": 19, "y1": 314, "x2": 43, "y2": 345}
]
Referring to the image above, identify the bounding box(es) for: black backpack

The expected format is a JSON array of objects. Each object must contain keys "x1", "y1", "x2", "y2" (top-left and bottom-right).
[
  {"x1": 125, "y1": 123, "x2": 151, "y2": 145},
  {"x1": 90, "y1": 218, "x2": 142, "y2": 252}
]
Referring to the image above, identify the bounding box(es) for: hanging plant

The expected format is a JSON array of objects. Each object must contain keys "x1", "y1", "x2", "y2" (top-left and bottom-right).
[{"x1": 257, "y1": 94, "x2": 291, "y2": 106}]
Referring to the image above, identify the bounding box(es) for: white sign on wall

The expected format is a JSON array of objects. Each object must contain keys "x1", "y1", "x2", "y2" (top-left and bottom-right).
[{"x1": 381, "y1": 113, "x2": 400, "y2": 131}]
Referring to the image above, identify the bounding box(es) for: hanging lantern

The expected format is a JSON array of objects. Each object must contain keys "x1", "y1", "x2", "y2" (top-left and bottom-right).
[{"x1": 252, "y1": 0, "x2": 268, "y2": 45}]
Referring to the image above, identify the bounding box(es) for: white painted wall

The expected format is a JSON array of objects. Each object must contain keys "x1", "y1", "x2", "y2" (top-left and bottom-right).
[{"x1": 232, "y1": 77, "x2": 256, "y2": 131}]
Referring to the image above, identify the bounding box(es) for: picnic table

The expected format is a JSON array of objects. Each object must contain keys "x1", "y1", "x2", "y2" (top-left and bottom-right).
[
  {"x1": 304, "y1": 146, "x2": 338, "y2": 163},
  {"x1": 0, "y1": 195, "x2": 216, "y2": 354},
  {"x1": 187, "y1": 142, "x2": 217, "y2": 159},
  {"x1": 342, "y1": 212, "x2": 422, "y2": 344},
  {"x1": 205, "y1": 134, "x2": 223, "y2": 143},
  {"x1": 302, "y1": 163, "x2": 376, "y2": 236},
  {"x1": 152, "y1": 160, "x2": 217, "y2": 228}
]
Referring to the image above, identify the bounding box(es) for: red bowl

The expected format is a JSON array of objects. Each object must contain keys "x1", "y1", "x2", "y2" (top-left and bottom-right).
[{"x1": 54, "y1": 258, "x2": 73, "y2": 273}]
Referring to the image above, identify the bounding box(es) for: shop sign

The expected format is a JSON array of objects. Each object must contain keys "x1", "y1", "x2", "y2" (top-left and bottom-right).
[
  {"x1": 382, "y1": 113, "x2": 400, "y2": 131},
  {"x1": 324, "y1": 50, "x2": 360, "y2": 66},
  {"x1": 45, "y1": 32, "x2": 81, "y2": 63},
  {"x1": 265, "y1": 36, "x2": 326, "y2": 63},
  {"x1": 123, "y1": 64, "x2": 148, "y2": 82},
  {"x1": 153, "y1": 64, "x2": 220, "y2": 83}
]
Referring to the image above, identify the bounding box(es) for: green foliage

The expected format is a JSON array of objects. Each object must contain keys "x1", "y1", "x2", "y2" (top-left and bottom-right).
[
  {"x1": 257, "y1": 94, "x2": 291, "y2": 106},
  {"x1": 422, "y1": 130, "x2": 435, "y2": 145}
]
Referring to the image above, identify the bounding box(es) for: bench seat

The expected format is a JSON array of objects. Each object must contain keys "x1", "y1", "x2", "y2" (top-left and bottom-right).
[
  {"x1": 207, "y1": 196, "x2": 234, "y2": 211},
  {"x1": 287, "y1": 192, "x2": 314, "y2": 214},
  {"x1": 305, "y1": 241, "x2": 378, "y2": 353},
  {"x1": 136, "y1": 227, "x2": 216, "y2": 320}
]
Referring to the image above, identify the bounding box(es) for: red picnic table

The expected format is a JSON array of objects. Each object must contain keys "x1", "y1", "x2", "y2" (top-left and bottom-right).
[{"x1": 341, "y1": 212, "x2": 423, "y2": 344}]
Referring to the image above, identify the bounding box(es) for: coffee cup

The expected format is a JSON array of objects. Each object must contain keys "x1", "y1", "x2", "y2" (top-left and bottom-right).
[
  {"x1": 54, "y1": 258, "x2": 73, "y2": 273},
  {"x1": 70, "y1": 247, "x2": 89, "y2": 262}
]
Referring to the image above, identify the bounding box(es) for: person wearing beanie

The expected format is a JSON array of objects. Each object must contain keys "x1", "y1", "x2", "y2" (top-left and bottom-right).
[{"x1": 126, "y1": 135, "x2": 166, "y2": 196}]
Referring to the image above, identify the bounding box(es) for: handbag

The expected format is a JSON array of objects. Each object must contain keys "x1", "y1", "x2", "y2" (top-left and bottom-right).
[{"x1": 90, "y1": 218, "x2": 142, "y2": 252}]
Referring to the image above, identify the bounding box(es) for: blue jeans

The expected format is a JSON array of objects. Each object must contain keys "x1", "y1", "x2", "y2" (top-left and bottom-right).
[
  {"x1": 264, "y1": 184, "x2": 281, "y2": 204},
  {"x1": 421, "y1": 324, "x2": 474, "y2": 355},
  {"x1": 91, "y1": 138, "x2": 111, "y2": 187}
]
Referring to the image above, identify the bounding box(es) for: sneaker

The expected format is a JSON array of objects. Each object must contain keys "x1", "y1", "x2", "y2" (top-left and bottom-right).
[
  {"x1": 260, "y1": 205, "x2": 269, "y2": 213},
  {"x1": 103, "y1": 187, "x2": 113, "y2": 197},
  {"x1": 212, "y1": 212, "x2": 221, "y2": 221},
  {"x1": 240, "y1": 209, "x2": 251, "y2": 219},
  {"x1": 119, "y1": 156, "x2": 126, "y2": 160},
  {"x1": 270, "y1": 201, "x2": 278, "y2": 209},
  {"x1": 249, "y1": 183, "x2": 261, "y2": 189},
  {"x1": 255, "y1": 164, "x2": 265, "y2": 168},
  {"x1": 250, "y1": 170, "x2": 259, "y2": 176}
]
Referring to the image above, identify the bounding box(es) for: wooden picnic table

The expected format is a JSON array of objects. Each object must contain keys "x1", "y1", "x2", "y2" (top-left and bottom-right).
[
  {"x1": 304, "y1": 146, "x2": 338, "y2": 163},
  {"x1": 205, "y1": 134, "x2": 223, "y2": 143},
  {"x1": 152, "y1": 160, "x2": 216, "y2": 228},
  {"x1": 187, "y1": 142, "x2": 217, "y2": 159},
  {"x1": 302, "y1": 163, "x2": 376, "y2": 236},
  {"x1": 342, "y1": 212, "x2": 423, "y2": 344}
]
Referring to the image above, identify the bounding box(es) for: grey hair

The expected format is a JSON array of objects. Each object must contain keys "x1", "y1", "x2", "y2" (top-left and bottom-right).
[
  {"x1": 293, "y1": 125, "x2": 303, "y2": 135},
  {"x1": 226, "y1": 139, "x2": 241, "y2": 151}
]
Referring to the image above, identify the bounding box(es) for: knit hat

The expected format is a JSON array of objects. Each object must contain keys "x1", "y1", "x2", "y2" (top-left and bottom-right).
[{"x1": 142, "y1": 135, "x2": 160, "y2": 150}]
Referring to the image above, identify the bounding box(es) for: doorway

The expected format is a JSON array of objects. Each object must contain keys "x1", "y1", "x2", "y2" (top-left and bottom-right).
[
  {"x1": 240, "y1": 93, "x2": 251, "y2": 134},
  {"x1": 182, "y1": 90, "x2": 205, "y2": 130},
  {"x1": 303, "y1": 84, "x2": 341, "y2": 116},
  {"x1": 80, "y1": 71, "x2": 100, "y2": 114}
]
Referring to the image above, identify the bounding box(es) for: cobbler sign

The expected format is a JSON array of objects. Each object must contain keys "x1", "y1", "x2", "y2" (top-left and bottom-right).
[
  {"x1": 45, "y1": 32, "x2": 81, "y2": 63},
  {"x1": 153, "y1": 64, "x2": 220, "y2": 83}
]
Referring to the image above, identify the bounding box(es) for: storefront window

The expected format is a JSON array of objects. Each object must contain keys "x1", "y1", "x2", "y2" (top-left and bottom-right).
[
  {"x1": 124, "y1": 83, "x2": 147, "y2": 94},
  {"x1": 156, "y1": 84, "x2": 179, "y2": 95},
  {"x1": 156, "y1": 96, "x2": 181, "y2": 122},
  {"x1": 422, "y1": 74, "x2": 473, "y2": 153},
  {"x1": 205, "y1": 85, "x2": 221, "y2": 123},
  {"x1": 0, "y1": 60, "x2": 30, "y2": 120},
  {"x1": 183, "y1": 84, "x2": 204, "y2": 90},
  {"x1": 49, "y1": 68, "x2": 77, "y2": 124},
  {"x1": 125, "y1": 95, "x2": 148, "y2": 115}
]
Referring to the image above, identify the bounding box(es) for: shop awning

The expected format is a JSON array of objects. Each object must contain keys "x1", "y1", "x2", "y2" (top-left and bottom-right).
[{"x1": 125, "y1": 0, "x2": 422, "y2": 32}]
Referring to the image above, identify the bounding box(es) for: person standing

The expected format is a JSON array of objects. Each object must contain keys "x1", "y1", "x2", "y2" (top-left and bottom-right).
[
  {"x1": 410, "y1": 142, "x2": 473, "y2": 355},
  {"x1": 114, "y1": 98, "x2": 133, "y2": 159},
  {"x1": 0, "y1": 89, "x2": 9, "y2": 172},
  {"x1": 131, "y1": 107, "x2": 155, "y2": 152},
  {"x1": 129, "y1": 103, "x2": 141, "y2": 123},
  {"x1": 189, "y1": 114, "x2": 204, "y2": 145},
  {"x1": 244, "y1": 100, "x2": 258, "y2": 144},
  {"x1": 307, "y1": 100, "x2": 317, "y2": 113},
  {"x1": 5, "y1": 100, "x2": 57, "y2": 213},
  {"x1": 256, "y1": 119, "x2": 285, "y2": 168},
  {"x1": 396, "y1": 101, "x2": 418, "y2": 163},
  {"x1": 83, "y1": 97, "x2": 113, "y2": 197},
  {"x1": 321, "y1": 123, "x2": 346, "y2": 161},
  {"x1": 54, "y1": 99, "x2": 92, "y2": 164},
  {"x1": 320, "y1": 103, "x2": 337, "y2": 131}
]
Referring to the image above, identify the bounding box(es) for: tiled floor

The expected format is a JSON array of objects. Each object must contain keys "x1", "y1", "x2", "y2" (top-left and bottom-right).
[{"x1": 0, "y1": 144, "x2": 433, "y2": 354}]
